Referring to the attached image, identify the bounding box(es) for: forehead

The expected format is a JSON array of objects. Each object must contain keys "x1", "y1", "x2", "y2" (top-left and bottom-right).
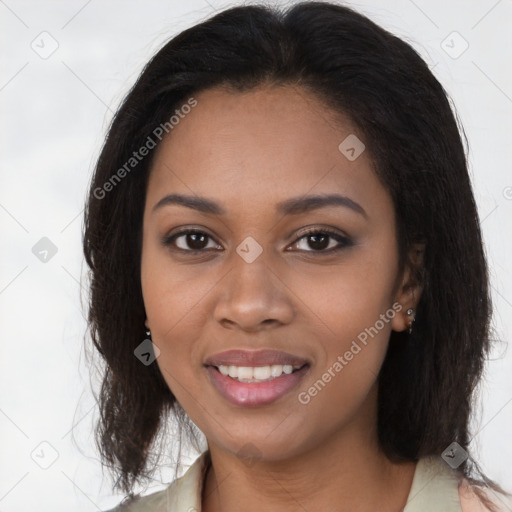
[{"x1": 146, "y1": 85, "x2": 389, "y2": 219}]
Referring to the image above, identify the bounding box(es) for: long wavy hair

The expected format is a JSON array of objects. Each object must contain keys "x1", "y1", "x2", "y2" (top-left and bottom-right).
[{"x1": 82, "y1": 1, "x2": 508, "y2": 507}]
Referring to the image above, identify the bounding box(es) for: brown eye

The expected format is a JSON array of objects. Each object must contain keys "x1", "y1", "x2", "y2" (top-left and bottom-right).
[
  {"x1": 161, "y1": 227, "x2": 352, "y2": 255},
  {"x1": 291, "y1": 229, "x2": 352, "y2": 253},
  {"x1": 162, "y1": 229, "x2": 220, "y2": 252}
]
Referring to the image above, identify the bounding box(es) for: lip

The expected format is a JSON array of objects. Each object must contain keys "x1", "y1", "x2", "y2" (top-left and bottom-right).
[
  {"x1": 204, "y1": 349, "x2": 309, "y2": 367},
  {"x1": 206, "y1": 364, "x2": 310, "y2": 407},
  {"x1": 204, "y1": 349, "x2": 311, "y2": 407}
]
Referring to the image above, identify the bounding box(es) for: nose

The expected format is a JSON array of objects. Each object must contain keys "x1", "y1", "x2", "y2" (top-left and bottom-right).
[{"x1": 213, "y1": 247, "x2": 295, "y2": 332}]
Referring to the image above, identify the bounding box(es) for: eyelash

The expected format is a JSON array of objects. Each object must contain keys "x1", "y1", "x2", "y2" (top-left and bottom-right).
[{"x1": 161, "y1": 227, "x2": 352, "y2": 256}]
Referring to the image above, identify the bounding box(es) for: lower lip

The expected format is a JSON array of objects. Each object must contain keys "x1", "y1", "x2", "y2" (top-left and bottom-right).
[{"x1": 206, "y1": 365, "x2": 310, "y2": 407}]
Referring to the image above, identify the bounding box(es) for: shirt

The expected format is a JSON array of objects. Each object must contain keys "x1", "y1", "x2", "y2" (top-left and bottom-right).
[{"x1": 105, "y1": 451, "x2": 505, "y2": 512}]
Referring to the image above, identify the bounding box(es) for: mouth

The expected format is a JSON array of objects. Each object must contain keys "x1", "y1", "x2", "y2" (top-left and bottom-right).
[
  {"x1": 204, "y1": 352, "x2": 311, "y2": 407},
  {"x1": 204, "y1": 348, "x2": 310, "y2": 369},
  {"x1": 209, "y1": 362, "x2": 309, "y2": 383}
]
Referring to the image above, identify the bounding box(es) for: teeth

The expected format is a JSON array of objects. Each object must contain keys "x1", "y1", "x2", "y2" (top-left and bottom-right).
[
  {"x1": 254, "y1": 366, "x2": 271, "y2": 380},
  {"x1": 216, "y1": 364, "x2": 303, "y2": 382},
  {"x1": 271, "y1": 365, "x2": 283, "y2": 377},
  {"x1": 237, "y1": 366, "x2": 253, "y2": 380}
]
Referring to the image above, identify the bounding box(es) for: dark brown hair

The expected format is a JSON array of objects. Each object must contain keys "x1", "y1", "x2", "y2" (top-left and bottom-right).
[{"x1": 82, "y1": 1, "x2": 508, "y2": 508}]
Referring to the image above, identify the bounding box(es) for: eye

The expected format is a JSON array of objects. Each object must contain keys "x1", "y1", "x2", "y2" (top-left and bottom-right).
[
  {"x1": 161, "y1": 227, "x2": 352, "y2": 255},
  {"x1": 290, "y1": 228, "x2": 352, "y2": 254},
  {"x1": 162, "y1": 229, "x2": 220, "y2": 253}
]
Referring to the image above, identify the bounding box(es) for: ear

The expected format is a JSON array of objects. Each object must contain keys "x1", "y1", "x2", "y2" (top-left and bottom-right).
[{"x1": 391, "y1": 242, "x2": 426, "y2": 333}]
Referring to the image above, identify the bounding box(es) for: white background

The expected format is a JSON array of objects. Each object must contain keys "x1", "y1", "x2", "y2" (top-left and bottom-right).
[{"x1": 1, "y1": 0, "x2": 511, "y2": 510}]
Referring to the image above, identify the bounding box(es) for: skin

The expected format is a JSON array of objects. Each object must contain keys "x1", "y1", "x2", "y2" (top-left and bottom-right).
[{"x1": 141, "y1": 84, "x2": 423, "y2": 512}]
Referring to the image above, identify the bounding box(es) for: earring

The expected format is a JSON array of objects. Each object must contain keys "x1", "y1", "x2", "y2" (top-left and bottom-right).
[
  {"x1": 406, "y1": 308, "x2": 415, "y2": 334},
  {"x1": 145, "y1": 328, "x2": 151, "y2": 339}
]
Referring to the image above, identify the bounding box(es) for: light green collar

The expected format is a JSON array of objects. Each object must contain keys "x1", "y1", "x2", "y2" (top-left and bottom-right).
[
  {"x1": 164, "y1": 451, "x2": 462, "y2": 512},
  {"x1": 404, "y1": 455, "x2": 462, "y2": 512}
]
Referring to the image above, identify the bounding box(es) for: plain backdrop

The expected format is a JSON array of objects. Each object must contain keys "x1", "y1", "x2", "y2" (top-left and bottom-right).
[{"x1": 1, "y1": 0, "x2": 511, "y2": 510}]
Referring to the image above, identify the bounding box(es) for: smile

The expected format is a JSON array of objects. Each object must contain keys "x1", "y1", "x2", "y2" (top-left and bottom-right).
[
  {"x1": 216, "y1": 364, "x2": 305, "y2": 382},
  {"x1": 206, "y1": 363, "x2": 310, "y2": 407}
]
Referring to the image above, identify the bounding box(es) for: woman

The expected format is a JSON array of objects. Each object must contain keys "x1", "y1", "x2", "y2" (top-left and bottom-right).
[{"x1": 82, "y1": 2, "x2": 511, "y2": 511}]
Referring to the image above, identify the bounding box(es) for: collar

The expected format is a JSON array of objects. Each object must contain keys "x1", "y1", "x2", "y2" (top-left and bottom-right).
[
  {"x1": 404, "y1": 455, "x2": 462, "y2": 511},
  {"x1": 162, "y1": 451, "x2": 462, "y2": 512}
]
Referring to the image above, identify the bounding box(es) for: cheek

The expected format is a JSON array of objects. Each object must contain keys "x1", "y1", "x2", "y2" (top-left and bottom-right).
[
  {"x1": 144, "y1": 283, "x2": 206, "y2": 412},
  {"x1": 141, "y1": 245, "x2": 193, "y2": 368},
  {"x1": 296, "y1": 236, "x2": 398, "y2": 343},
  {"x1": 295, "y1": 242, "x2": 398, "y2": 411},
  {"x1": 140, "y1": 243, "x2": 223, "y2": 410},
  {"x1": 296, "y1": 296, "x2": 394, "y2": 437},
  {"x1": 301, "y1": 293, "x2": 393, "y2": 403},
  {"x1": 140, "y1": 237, "x2": 212, "y2": 335}
]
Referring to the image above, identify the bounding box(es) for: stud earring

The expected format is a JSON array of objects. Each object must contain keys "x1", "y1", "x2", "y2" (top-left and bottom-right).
[
  {"x1": 145, "y1": 328, "x2": 151, "y2": 339},
  {"x1": 406, "y1": 308, "x2": 415, "y2": 334}
]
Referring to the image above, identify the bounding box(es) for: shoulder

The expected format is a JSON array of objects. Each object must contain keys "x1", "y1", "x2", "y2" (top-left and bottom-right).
[
  {"x1": 102, "y1": 451, "x2": 210, "y2": 512},
  {"x1": 103, "y1": 489, "x2": 167, "y2": 512},
  {"x1": 406, "y1": 455, "x2": 511, "y2": 512},
  {"x1": 458, "y1": 478, "x2": 512, "y2": 512}
]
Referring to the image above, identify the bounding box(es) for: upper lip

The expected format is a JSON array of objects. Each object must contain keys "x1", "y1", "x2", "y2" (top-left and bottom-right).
[{"x1": 204, "y1": 349, "x2": 310, "y2": 368}]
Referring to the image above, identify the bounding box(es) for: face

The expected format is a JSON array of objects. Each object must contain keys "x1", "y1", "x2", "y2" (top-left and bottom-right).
[{"x1": 141, "y1": 85, "x2": 413, "y2": 462}]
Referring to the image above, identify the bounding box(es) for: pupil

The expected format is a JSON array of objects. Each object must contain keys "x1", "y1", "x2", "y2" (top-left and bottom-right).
[
  {"x1": 309, "y1": 234, "x2": 328, "y2": 250},
  {"x1": 188, "y1": 233, "x2": 207, "y2": 250}
]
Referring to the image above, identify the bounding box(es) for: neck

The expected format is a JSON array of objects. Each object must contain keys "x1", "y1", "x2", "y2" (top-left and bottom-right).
[{"x1": 202, "y1": 390, "x2": 416, "y2": 512}]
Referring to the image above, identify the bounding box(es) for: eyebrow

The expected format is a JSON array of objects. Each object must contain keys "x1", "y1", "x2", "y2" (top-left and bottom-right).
[{"x1": 152, "y1": 193, "x2": 367, "y2": 218}]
